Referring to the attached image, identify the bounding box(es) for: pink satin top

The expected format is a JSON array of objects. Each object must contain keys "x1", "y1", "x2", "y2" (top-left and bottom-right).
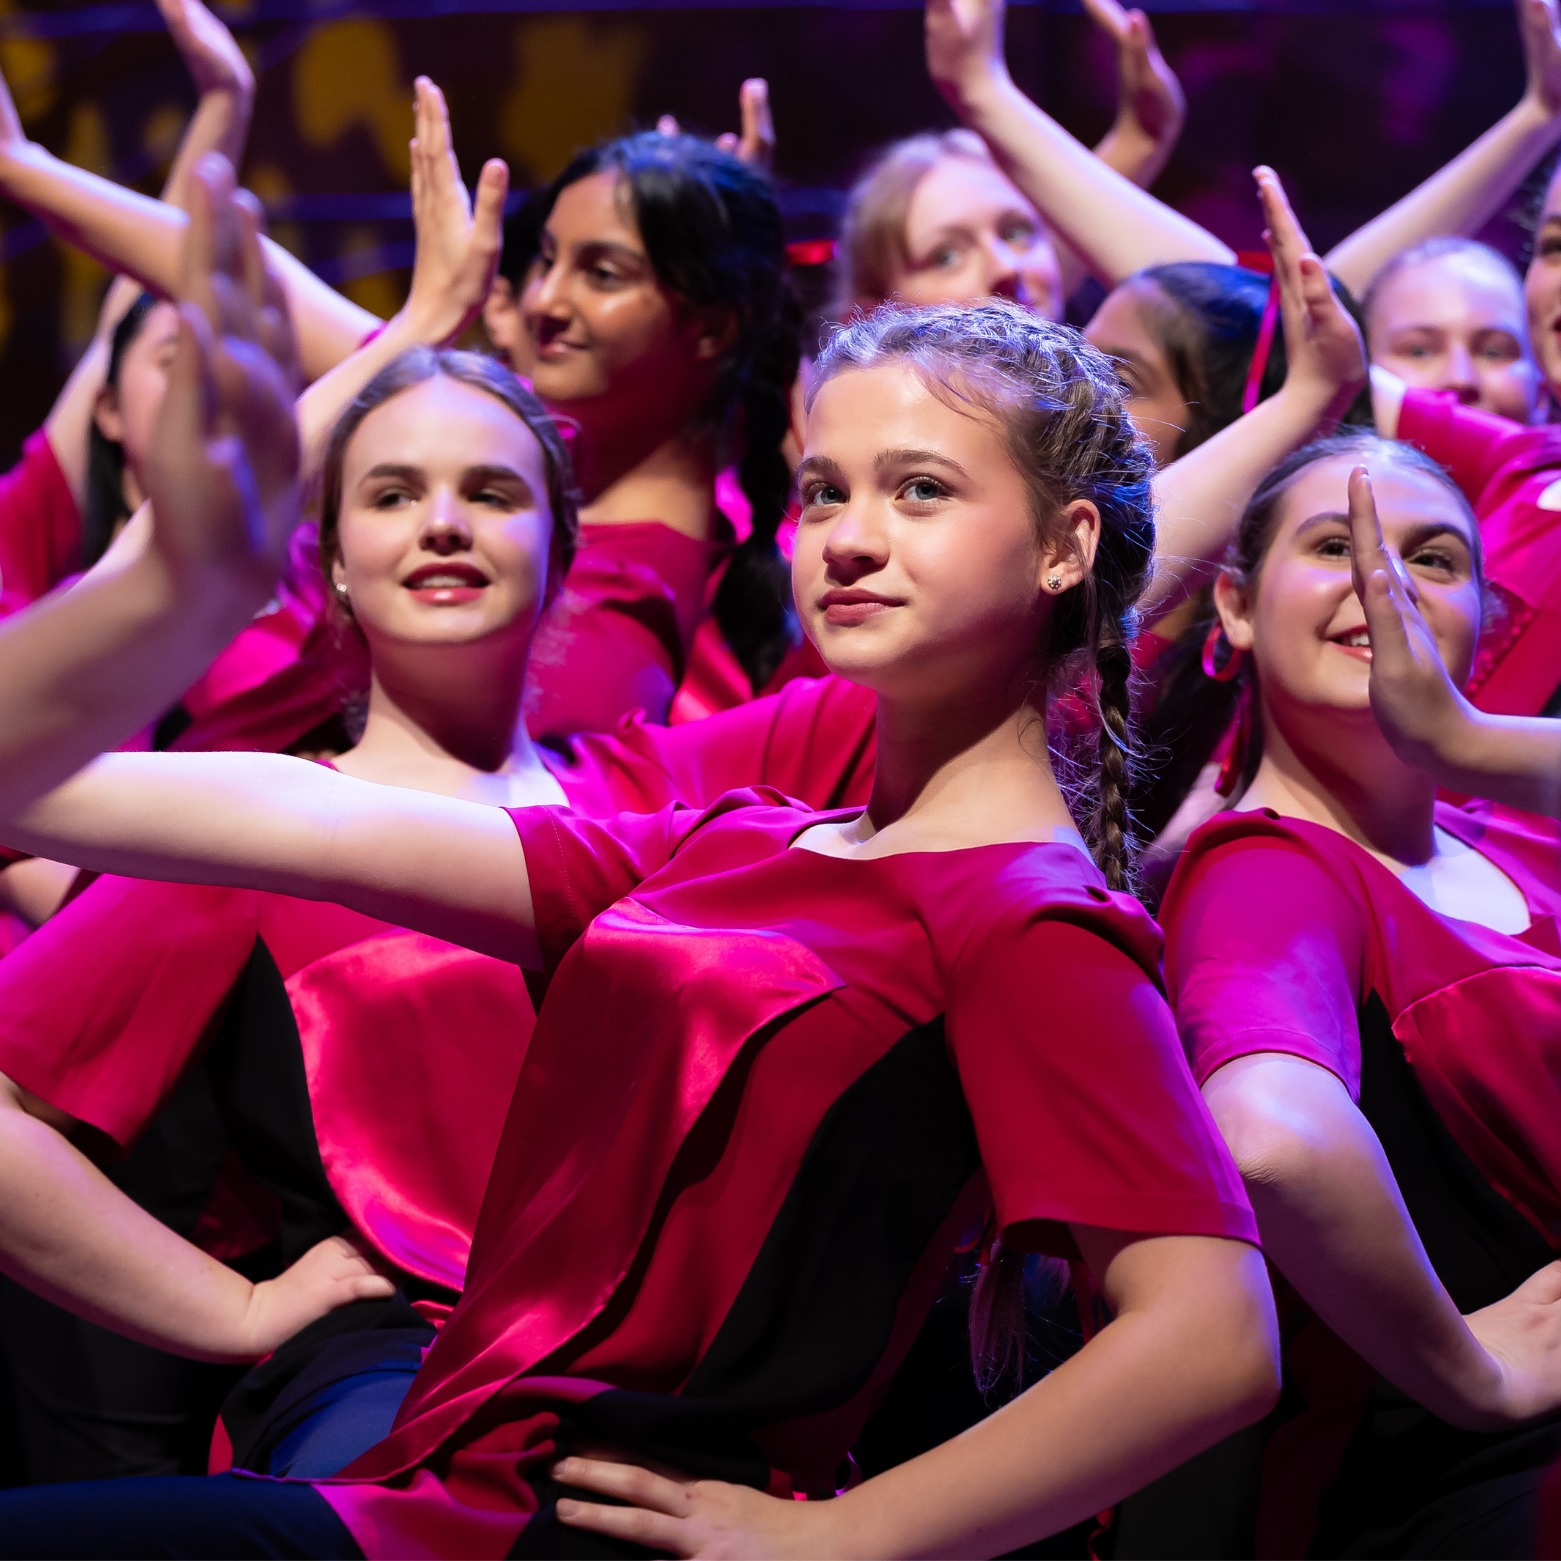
[{"x1": 315, "y1": 791, "x2": 1256, "y2": 1559}]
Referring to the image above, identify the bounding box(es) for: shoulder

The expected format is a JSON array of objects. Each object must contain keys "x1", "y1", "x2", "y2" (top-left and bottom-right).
[
  {"x1": 939, "y1": 843, "x2": 1166, "y2": 986},
  {"x1": 1165, "y1": 808, "x2": 1365, "y2": 910}
]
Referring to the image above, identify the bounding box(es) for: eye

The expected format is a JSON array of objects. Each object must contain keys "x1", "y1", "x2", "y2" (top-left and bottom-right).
[
  {"x1": 371, "y1": 486, "x2": 414, "y2": 510},
  {"x1": 1407, "y1": 544, "x2": 1458, "y2": 573},
  {"x1": 1001, "y1": 221, "x2": 1037, "y2": 248},
  {"x1": 900, "y1": 476, "x2": 949, "y2": 505},
  {"x1": 800, "y1": 479, "x2": 845, "y2": 509},
  {"x1": 1315, "y1": 535, "x2": 1351, "y2": 558},
  {"x1": 1476, "y1": 337, "x2": 1521, "y2": 364},
  {"x1": 928, "y1": 244, "x2": 962, "y2": 270}
]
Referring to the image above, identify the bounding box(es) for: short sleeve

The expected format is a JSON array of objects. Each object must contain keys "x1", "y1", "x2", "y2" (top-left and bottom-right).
[
  {"x1": 1163, "y1": 834, "x2": 1366, "y2": 1096},
  {"x1": 507, "y1": 803, "x2": 688, "y2": 973},
  {"x1": 0, "y1": 430, "x2": 80, "y2": 612},
  {"x1": 0, "y1": 876, "x2": 260, "y2": 1149},
  {"x1": 948, "y1": 910, "x2": 1257, "y2": 1258}
]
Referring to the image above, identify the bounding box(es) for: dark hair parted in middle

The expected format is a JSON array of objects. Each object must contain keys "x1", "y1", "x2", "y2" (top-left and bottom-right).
[{"x1": 516, "y1": 132, "x2": 804, "y2": 692}]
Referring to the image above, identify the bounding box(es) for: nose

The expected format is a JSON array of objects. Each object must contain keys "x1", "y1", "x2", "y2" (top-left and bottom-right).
[
  {"x1": 420, "y1": 489, "x2": 475, "y2": 556},
  {"x1": 983, "y1": 236, "x2": 1022, "y2": 302},
  {"x1": 523, "y1": 260, "x2": 571, "y2": 331},
  {"x1": 819, "y1": 498, "x2": 890, "y2": 581},
  {"x1": 1443, "y1": 343, "x2": 1480, "y2": 404}
]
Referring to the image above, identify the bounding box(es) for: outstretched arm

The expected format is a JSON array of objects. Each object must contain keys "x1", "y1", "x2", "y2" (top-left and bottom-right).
[
  {"x1": 1204, "y1": 1052, "x2": 1561, "y2": 1430},
  {"x1": 926, "y1": 0, "x2": 1231, "y2": 286},
  {"x1": 4, "y1": 751, "x2": 538, "y2": 966},
  {"x1": 295, "y1": 77, "x2": 507, "y2": 473},
  {"x1": 1344, "y1": 462, "x2": 1561, "y2": 815},
  {"x1": 0, "y1": 154, "x2": 301, "y2": 818},
  {"x1": 1145, "y1": 167, "x2": 1366, "y2": 618},
  {"x1": 0, "y1": 52, "x2": 375, "y2": 383},
  {"x1": 46, "y1": 0, "x2": 258, "y2": 505},
  {"x1": 1326, "y1": 0, "x2": 1561, "y2": 297}
]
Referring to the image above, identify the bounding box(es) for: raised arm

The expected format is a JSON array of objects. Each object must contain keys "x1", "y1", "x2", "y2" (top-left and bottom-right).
[
  {"x1": 46, "y1": 0, "x2": 258, "y2": 505},
  {"x1": 1083, "y1": 0, "x2": 1186, "y2": 192},
  {"x1": 925, "y1": 0, "x2": 1231, "y2": 286},
  {"x1": 3, "y1": 751, "x2": 538, "y2": 966},
  {"x1": 1326, "y1": 0, "x2": 1561, "y2": 297},
  {"x1": 294, "y1": 77, "x2": 507, "y2": 472},
  {"x1": 0, "y1": 154, "x2": 301, "y2": 817},
  {"x1": 1144, "y1": 167, "x2": 1367, "y2": 618},
  {"x1": 1344, "y1": 462, "x2": 1561, "y2": 815},
  {"x1": 0, "y1": 50, "x2": 375, "y2": 383},
  {"x1": 1204, "y1": 1052, "x2": 1561, "y2": 1429}
]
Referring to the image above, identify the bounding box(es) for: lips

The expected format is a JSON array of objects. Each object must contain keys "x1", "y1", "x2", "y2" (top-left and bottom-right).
[
  {"x1": 819, "y1": 588, "x2": 901, "y2": 627},
  {"x1": 403, "y1": 562, "x2": 489, "y2": 604},
  {"x1": 1329, "y1": 626, "x2": 1371, "y2": 661}
]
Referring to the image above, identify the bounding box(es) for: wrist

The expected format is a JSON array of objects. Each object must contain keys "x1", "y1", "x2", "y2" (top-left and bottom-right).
[
  {"x1": 937, "y1": 63, "x2": 1016, "y2": 126},
  {"x1": 1513, "y1": 90, "x2": 1560, "y2": 139},
  {"x1": 1274, "y1": 372, "x2": 1366, "y2": 434}
]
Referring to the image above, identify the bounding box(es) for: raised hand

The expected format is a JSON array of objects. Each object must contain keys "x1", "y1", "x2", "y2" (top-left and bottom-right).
[
  {"x1": 404, "y1": 75, "x2": 508, "y2": 346},
  {"x1": 1344, "y1": 464, "x2": 1475, "y2": 767},
  {"x1": 0, "y1": 47, "x2": 28, "y2": 155},
  {"x1": 715, "y1": 79, "x2": 776, "y2": 172},
  {"x1": 141, "y1": 151, "x2": 300, "y2": 591},
  {"x1": 237, "y1": 1232, "x2": 396, "y2": 1359},
  {"x1": 926, "y1": 0, "x2": 1011, "y2": 114},
  {"x1": 154, "y1": 0, "x2": 254, "y2": 101},
  {"x1": 1519, "y1": 0, "x2": 1561, "y2": 120},
  {"x1": 1084, "y1": 0, "x2": 1186, "y2": 182},
  {"x1": 1256, "y1": 164, "x2": 1366, "y2": 421}
]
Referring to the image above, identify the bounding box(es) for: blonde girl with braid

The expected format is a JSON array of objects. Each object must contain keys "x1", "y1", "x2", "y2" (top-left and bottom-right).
[{"x1": 0, "y1": 298, "x2": 1275, "y2": 1560}]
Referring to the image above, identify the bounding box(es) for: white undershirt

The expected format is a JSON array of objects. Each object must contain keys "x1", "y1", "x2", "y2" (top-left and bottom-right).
[{"x1": 1396, "y1": 827, "x2": 1531, "y2": 936}]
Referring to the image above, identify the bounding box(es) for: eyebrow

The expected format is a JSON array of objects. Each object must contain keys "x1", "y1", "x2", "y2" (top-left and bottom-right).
[
  {"x1": 1294, "y1": 510, "x2": 1473, "y2": 550},
  {"x1": 357, "y1": 462, "x2": 534, "y2": 495},
  {"x1": 874, "y1": 448, "x2": 972, "y2": 479}
]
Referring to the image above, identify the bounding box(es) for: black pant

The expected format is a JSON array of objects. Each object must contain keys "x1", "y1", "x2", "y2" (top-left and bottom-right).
[{"x1": 0, "y1": 1473, "x2": 362, "y2": 1559}]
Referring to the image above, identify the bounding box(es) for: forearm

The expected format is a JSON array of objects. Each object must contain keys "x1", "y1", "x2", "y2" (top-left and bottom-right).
[
  {"x1": 295, "y1": 309, "x2": 425, "y2": 475},
  {"x1": 1416, "y1": 707, "x2": 1561, "y2": 818},
  {"x1": 159, "y1": 86, "x2": 252, "y2": 215},
  {"x1": 0, "y1": 1088, "x2": 260, "y2": 1361},
  {"x1": 0, "y1": 544, "x2": 271, "y2": 818},
  {"x1": 1095, "y1": 120, "x2": 1172, "y2": 194},
  {"x1": 1326, "y1": 97, "x2": 1560, "y2": 296},
  {"x1": 828, "y1": 1239, "x2": 1275, "y2": 1559},
  {"x1": 951, "y1": 72, "x2": 1230, "y2": 284},
  {"x1": 0, "y1": 143, "x2": 375, "y2": 383},
  {"x1": 1208, "y1": 1062, "x2": 1504, "y2": 1429},
  {"x1": 1146, "y1": 377, "x2": 1358, "y2": 618},
  {"x1": 4, "y1": 752, "x2": 539, "y2": 965}
]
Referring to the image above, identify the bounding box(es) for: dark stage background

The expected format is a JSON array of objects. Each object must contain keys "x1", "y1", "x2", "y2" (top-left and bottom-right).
[{"x1": 0, "y1": 0, "x2": 1535, "y2": 463}]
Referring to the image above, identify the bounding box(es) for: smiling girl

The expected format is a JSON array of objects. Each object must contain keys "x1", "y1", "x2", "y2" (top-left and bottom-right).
[
  {"x1": 0, "y1": 300, "x2": 1275, "y2": 1558},
  {"x1": 1160, "y1": 437, "x2": 1561, "y2": 1557}
]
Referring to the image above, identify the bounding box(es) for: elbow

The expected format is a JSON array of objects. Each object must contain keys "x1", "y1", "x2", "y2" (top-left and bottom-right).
[{"x1": 1205, "y1": 1246, "x2": 1283, "y2": 1433}]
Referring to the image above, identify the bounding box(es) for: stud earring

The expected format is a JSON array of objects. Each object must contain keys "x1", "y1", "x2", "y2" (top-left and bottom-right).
[{"x1": 1045, "y1": 573, "x2": 1063, "y2": 593}]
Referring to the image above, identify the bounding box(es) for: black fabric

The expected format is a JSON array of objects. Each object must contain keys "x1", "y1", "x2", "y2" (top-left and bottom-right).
[
  {"x1": 202, "y1": 938, "x2": 349, "y2": 1265},
  {"x1": 510, "y1": 1471, "x2": 668, "y2": 1559},
  {"x1": 0, "y1": 1471, "x2": 362, "y2": 1559},
  {"x1": 220, "y1": 1291, "x2": 437, "y2": 1476},
  {"x1": 1307, "y1": 994, "x2": 1561, "y2": 1559}
]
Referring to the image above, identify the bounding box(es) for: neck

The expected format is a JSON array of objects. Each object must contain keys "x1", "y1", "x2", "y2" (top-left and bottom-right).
[
  {"x1": 862, "y1": 683, "x2": 1078, "y2": 848},
  {"x1": 1242, "y1": 703, "x2": 1439, "y2": 867},
  {"x1": 560, "y1": 399, "x2": 717, "y2": 534},
  {"x1": 338, "y1": 634, "x2": 551, "y2": 798}
]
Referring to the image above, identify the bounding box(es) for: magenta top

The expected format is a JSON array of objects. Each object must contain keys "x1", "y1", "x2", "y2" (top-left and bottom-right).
[
  {"x1": 0, "y1": 429, "x2": 78, "y2": 617},
  {"x1": 0, "y1": 674, "x2": 877, "y2": 1282},
  {"x1": 1398, "y1": 388, "x2": 1561, "y2": 716},
  {"x1": 1161, "y1": 799, "x2": 1561, "y2": 1555},
  {"x1": 310, "y1": 790, "x2": 1255, "y2": 1559}
]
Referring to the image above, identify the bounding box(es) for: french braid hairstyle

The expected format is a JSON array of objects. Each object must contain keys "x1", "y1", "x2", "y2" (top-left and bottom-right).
[
  {"x1": 811, "y1": 299, "x2": 1155, "y2": 895},
  {"x1": 812, "y1": 300, "x2": 1154, "y2": 1388},
  {"x1": 521, "y1": 133, "x2": 803, "y2": 690}
]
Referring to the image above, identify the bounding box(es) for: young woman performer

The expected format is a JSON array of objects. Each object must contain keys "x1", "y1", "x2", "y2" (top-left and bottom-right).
[
  {"x1": 1160, "y1": 435, "x2": 1561, "y2": 1557},
  {"x1": 1361, "y1": 239, "x2": 1542, "y2": 426},
  {"x1": 839, "y1": 0, "x2": 1188, "y2": 319},
  {"x1": 0, "y1": 300, "x2": 1276, "y2": 1557}
]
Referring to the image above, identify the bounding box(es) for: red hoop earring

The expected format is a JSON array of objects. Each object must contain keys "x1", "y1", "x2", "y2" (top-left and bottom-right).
[{"x1": 1201, "y1": 624, "x2": 1245, "y2": 683}]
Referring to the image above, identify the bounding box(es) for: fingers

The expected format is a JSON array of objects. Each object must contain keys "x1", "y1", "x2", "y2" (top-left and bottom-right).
[
  {"x1": 473, "y1": 158, "x2": 510, "y2": 249},
  {"x1": 1345, "y1": 464, "x2": 1390, "y2": 596},
  {"x1": 1080, "y1": 0, "x2": 1131, "y2": 38},
  {"x1": 1254, "y1": 164, "x2": 1315, "y2": 283},
  {"x1": 738, "y1": 77, "x2": 775, "y2": 169},
  {"x1": 553, "y1": 1458, "x2": 695, "y2": 1516},
  {"x1": 180, "y1": 152, "x2": 238, "y2": 333},
  {"x1": 657, "y1": 113, "x2": 680, "y2": 137}
]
